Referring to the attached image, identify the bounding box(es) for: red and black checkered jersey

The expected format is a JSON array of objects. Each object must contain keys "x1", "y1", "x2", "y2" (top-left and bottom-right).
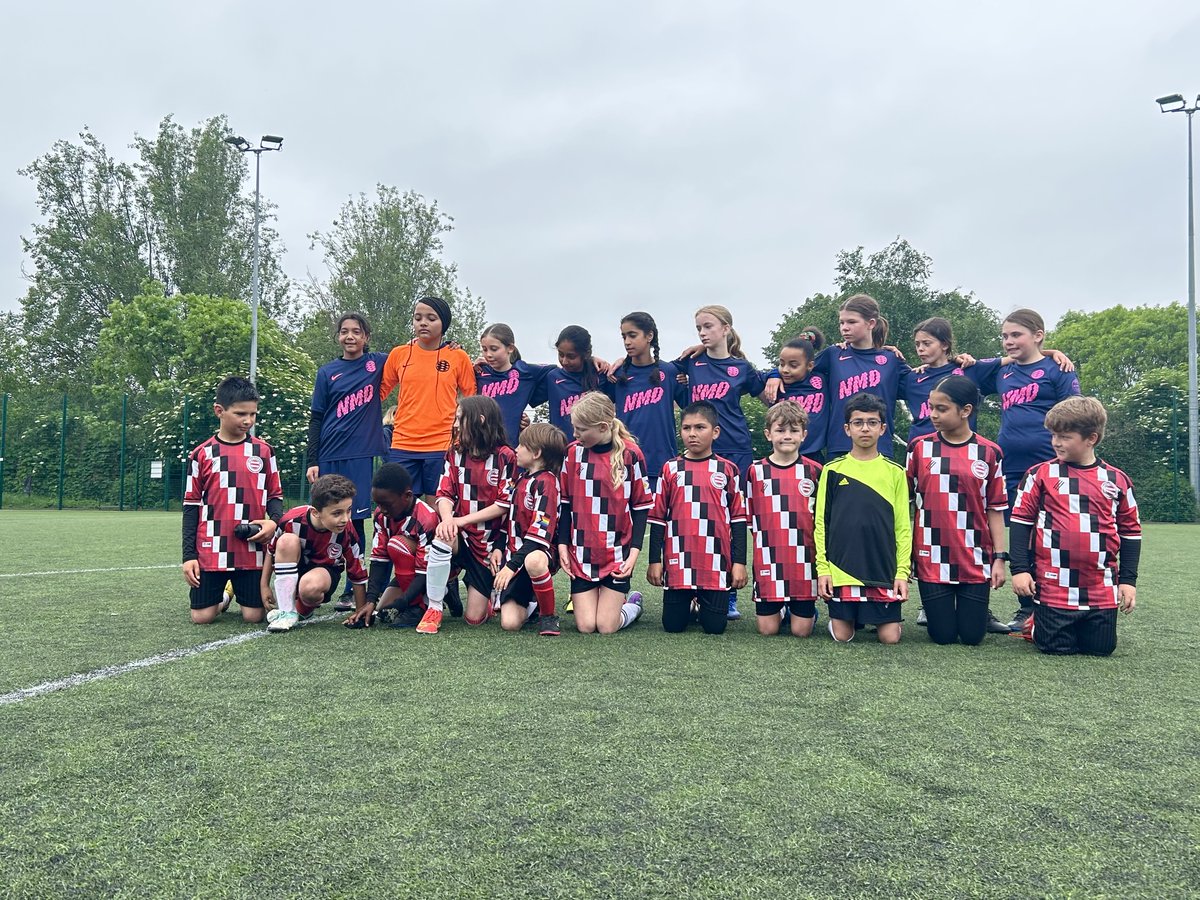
[
  {"x1": 745, "y1": 456, "x2": 822, "y2": 602},
  {"x1": 1011, "y1": 459, "x2": 1140, "y2": 609},
  {"x1": 559, "y1": 441, "x2": 653, "y2": 581},
  {"x1": 183, "y1": 435, "x2": 283, "y2": 572},
  {"x1": 269, "y1": 506, "x2": 368, "y2": 584},
  {"x1": 907, "y1": 433, "x2": 1007, "y2": 585},
  {"x1": 649, "y1": 454, "x2": 747, "y2": 591},
  {"x1": 436, "y1": 446, "x2": 516, "y2": 564},
  {"x1": 398, "y1": 499, "x2": 440, "y2": 574},
  {"x1": 498, "y1": 469, "x2": 560, "y2": 559},
  {"x1": 370, "y1": 508, "x2": 403, "y2": 561}
]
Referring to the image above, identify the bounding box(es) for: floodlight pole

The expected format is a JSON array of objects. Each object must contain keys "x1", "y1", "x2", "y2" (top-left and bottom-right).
[
  {"x1": 224, "y1": 134, "x2": 282, "y2": 387},
  {"x1": 1158, "y1": 97, "x2": 1199, "y2": 503}
]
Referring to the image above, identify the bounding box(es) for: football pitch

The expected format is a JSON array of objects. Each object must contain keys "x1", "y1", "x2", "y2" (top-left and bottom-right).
[{"x1": 1, "y1": 510, "x2": 1197, "y2": 899}]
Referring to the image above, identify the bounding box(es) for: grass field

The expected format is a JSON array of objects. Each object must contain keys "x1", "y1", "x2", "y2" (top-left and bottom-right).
[{"x1": 1, "y1": 510, "x2": 1197, "y2": 899}]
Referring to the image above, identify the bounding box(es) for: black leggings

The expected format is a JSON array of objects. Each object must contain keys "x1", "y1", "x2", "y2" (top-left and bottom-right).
[
  {"x1": 919, "y1": 580, "x2": 989, "y2": 645},
  {"x1": 662, "y1": 589, "x2": 728, "y2": 635}
]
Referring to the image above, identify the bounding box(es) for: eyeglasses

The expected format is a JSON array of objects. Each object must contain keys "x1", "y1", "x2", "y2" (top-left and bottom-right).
[{"x1": 848, "y1": 419, "x2": 882, "y2": 429}]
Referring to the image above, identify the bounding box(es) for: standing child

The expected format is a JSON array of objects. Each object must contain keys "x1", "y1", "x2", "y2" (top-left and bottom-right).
[
  {"x1": 476, "y1": 323, "x2": 553, "y2": 447},
  {"x1": 532, "y1": 325, "x2": 607, "y2": 435},
  {"x1": 815, "y1": 393, "x2": 911, "y2": 644},
  {"x1": 648, "y1": 401, "x2": 748, "y2": 635},
  {"x1": 380, "y1": 296, "x2": 477, "y2": 497},
  {"x1": 810, "y1": 294, "x2": 910, "y2": 459},
  {"x1": 774, "y1": 334, "x2": 829, "y2": 461},
  {"x1": 307, "y1": 312, "x2": 390, "y2": 610},
  {"x1": 1009, "y1": 397, "x2": 1140, "y2": 656},
  {"x1": 901, "y1": 317, "x2": 970, "y2": 442},
  {"x1": 488, "y1": 423, "x2": 569, "y2": 635},
  {"x1": 907, "y1": 376, "x2": 1008, "y2": 646},
  {"x1": 608, "y1": 311, "x2": 688, "y2": 493},
  {"x1": 182, "y1": 376, "x2": 283, "y2": 624},
  {"x1": 968, "y1": 308, "x2": 1082, "y2": 632},
  {"x1": 677, "y1": 304, "x2": 766, "y2": 620},
  {"x1": 425, "y1": 396, "x2": 515, "y2": 634},
  {"x1": 262, "y1": 474, "x2": 368, "y2": 633},
  {"x1": 745, "y1": 402, "x2": 822, "y2": 637},
  {"x1": 558, "y1": 392, "x2": 651, "y2": 634}
]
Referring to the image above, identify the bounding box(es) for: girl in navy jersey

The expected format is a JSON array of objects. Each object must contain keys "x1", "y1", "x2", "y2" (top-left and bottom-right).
[
  {"x1": 306, "y1": 313, "x2": 390, "y2": 608},
  {"x1": 810, "y1": 294, "x2": 910, "y2": 458},
  {"x1": 607, "y1": 312, "x2": 688, "y2": 492},
  {"x1": 557, "y1": 392, "x2": 650, "y2": 635},
  {"x1": 531, "y1": 325, "x2": 605, "y2": 434},
  {"x1": 773, "y1": 334, "x2": 829, "y2": 460},
  {"x1": 476, "y1": 323, "x2": 553, "y2": 447},
  {"x1": 966, "y1": 308, "x2": 1082, "y2": 632},
  {"x1": 906, "y1": 375, "x2": 1008, "y2": 646},
  {"x1": 901, "y1": 317, "x2": 970, "y2": 442}
]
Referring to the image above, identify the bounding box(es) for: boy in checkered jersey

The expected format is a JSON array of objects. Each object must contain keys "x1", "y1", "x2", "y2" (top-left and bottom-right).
[
  {"x1": 745, "y1": 402, "x2": 822, "y2": 637},
  {"x1": 648, "y1": 401, "x2": 748, "y2": 635},
  {"x1": 1009, "y1": 396, "x2": 1140, "y2": 656},
  {"x1": 182, "y1": 377, "x2": 283, "y2": 624}
]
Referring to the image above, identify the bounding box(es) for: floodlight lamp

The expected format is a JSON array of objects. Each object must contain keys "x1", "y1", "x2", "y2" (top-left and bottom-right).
[
  {"x1": 1156, "y1": 94, "x2": 1186, "y2": 111},
  {"x1": 224, "y1": 135, "x2": 251, "y2": 151},
  {"x1": 261, "y1": 135, "x2": 284, "y2": 149}
]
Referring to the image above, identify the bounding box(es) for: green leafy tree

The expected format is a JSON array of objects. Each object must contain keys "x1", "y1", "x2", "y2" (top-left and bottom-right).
[
  {"x1": 301, "y1": 186, "x2": 486, "y2": 361},
  {"x1": 1047, "y1": 304, "x2": 1189, "y2": 403},
  {"x1": 15, "y1": 116, "x2": 287, "y2": 389}
]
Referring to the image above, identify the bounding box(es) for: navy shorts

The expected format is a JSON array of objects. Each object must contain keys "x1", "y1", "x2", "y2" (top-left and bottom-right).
[
  {"x1": 190, "y1": 569, "x2": 263, "y2": 611},
  {"x1": 569, "y1": 574, "x2": 631, "y2": 595},
  {"x1": 388, "y1": 450, "x2": 446, "y2": 496},
  {"x1": 825, "y1": 599, "x2": 903, "y2": 626},
  {"x1": 755, "y1": 599, "x2": 817, "y2": 618},
  {"x1": 320, "y1": 457, "x2": 375, "y2": 519}
]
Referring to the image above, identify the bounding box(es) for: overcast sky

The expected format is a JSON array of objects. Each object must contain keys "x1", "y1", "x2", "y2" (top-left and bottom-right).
[{"x1": 2, "y1": 2, "x2": 1197, "y2": 366}]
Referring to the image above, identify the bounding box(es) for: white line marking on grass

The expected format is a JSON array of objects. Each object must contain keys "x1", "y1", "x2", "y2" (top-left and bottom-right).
[
  {"x1": 0, "y1": 614, "x2": 341, "y2": 705},
  {"x1": 0, "y1": 564, "x2": 179, "y2": 578}
]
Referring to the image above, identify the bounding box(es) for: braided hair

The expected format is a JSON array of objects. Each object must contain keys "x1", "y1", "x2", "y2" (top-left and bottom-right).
[{"x1": 617, "y1": 311, "x2": 664, "y2": 386}]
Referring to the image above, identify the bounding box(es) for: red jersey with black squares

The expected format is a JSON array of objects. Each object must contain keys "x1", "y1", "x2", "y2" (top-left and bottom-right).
[
  {"x1": 1010, "y1": 460, "x2": 1141, "y2": 609},
  {"x1": 268, "y1": 506, "x2": 369, "y2": 584},
  {"x1": 744, "y1": 456, "x2": 821, "y2": 602},
  {"x1": 498, "y1": 469, "x2": 560, "y2": 565},
  {"x1": 649, "y1": 455, "x2": 747, "y2": 591},
  {"x1": 559, "y1": 442, "x2": 653, "y2": 580},
  {"x1": 907, "y1": 433, "x2": 1007, "y2": 584},
  {"x1": 184, "y1": 435, "x2": 283, "y2": 571},
  {"x1": 436, "y1": 446, "x2": 516, "y2": 564}
]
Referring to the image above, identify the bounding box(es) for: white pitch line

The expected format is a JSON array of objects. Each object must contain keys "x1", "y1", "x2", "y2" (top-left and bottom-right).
[
  {"x1": 0, "y1": 564, "x2": 179, "y2": 578},
  {"x1": 0, "y1": 613, "x2": 341, "y2": 705}
]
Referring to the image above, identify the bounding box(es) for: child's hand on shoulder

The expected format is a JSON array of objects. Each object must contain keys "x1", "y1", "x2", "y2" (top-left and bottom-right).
[{"x1": 1118, "y1": 584, "x2": 1136, "y2": 613}]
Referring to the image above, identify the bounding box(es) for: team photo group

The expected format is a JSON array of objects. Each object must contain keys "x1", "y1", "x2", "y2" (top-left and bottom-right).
[{"x1": 182, "y1": 291, "x2": 1141, "y2": 658}]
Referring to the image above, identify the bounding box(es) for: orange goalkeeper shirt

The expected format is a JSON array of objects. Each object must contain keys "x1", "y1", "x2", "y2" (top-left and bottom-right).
[{"x1": 380, "y1": 342, "x2": 476, "y2": 453}]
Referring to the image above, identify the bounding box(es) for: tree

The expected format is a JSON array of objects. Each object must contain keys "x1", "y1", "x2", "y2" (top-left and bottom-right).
[
  {"x1": 15, "y1": 116, "x2": 287, "y2": 388},
  {"x1": 1047, "y1": 304, "x2": 1189, "y2": 403},
  {"x1": 764, "y1": 239, "x2": 1001, "y2": 364},
  {"x1": 301, "y1": 186, "x2": 487, "y2": 361}
]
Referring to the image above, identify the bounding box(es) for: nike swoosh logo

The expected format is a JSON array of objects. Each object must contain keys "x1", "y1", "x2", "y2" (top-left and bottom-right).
[
  {"x1": 331, "y1": 373, "x2": 343, "y2": 381},
  {"x1": 839, "y1": 355, "x2": 851, "y2": 361},
  {"x1": 1002, "y1": 372, "x2": 1012, "y2": 379},
  {"x1": 555, "y1": 379, "x2": 567, "y2": 384},
  {"x1": 916, "y1": 375, "x2": 930, "y2": 383}
]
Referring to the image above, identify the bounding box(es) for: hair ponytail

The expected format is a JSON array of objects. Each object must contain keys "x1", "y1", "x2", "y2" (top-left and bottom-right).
[
  {"x1": 840, "y1": 294, "x2": 888, "y2": 348},
  {"x1": 619, "y1": 311, "x2": 664, "y2": 385},
  {"x1": 694, "y1": 304, "x2": 746, "y2": 359},
  {"x1": 557, "y1": 325, "x2": 598, "y2": 391}
]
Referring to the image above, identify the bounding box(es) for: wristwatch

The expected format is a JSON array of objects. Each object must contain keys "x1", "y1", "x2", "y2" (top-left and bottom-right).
[{"x1": 993, "y1": 552, "x2": 1011, "y2": 561}]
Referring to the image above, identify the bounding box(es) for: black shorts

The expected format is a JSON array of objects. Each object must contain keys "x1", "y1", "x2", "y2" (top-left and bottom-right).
[
  {"x1": 825, "y1": 599, "x2": 903, "y2": 626},
  {"x1": 452, "y1": 546, "x2": 495, "y2": 596},
  {"x1": 190, "y1": 569, "x2": 263, "y2": 611},
  {"x1": 498, "y1": 568, "x2": 534, "y2": 606},
  {"x1": 755, "y1": 599, "x2": 817, "y2": 618},
  {"x1": 299, "y1": 562, "x2": 343, "y2": 605},
  {"x1": 1032, "y1": 603, "x2": 1118, "y2": 657},
  {"x1": 570, "y1": 574, "x2": 631, "y2": 595}
]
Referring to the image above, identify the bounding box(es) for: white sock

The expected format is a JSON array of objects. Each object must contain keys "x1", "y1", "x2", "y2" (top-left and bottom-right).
[
  {"x1": 274, "y1": 563, "x2": 298, "y2": 614},
  {"x1": 424, "y1": 540, "x2": 452, "y2": 613},
  {"x1": 828, "y1": 617, "x2": 854, "y2": 643},
  {"x1": 619, "y1": 600, "x2": 643, "y2": 629}
]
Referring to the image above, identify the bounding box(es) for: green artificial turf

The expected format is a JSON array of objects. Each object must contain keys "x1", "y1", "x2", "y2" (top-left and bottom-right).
[{"x1": 0, "y1": 510, "x2": 1197, "y2": 898}]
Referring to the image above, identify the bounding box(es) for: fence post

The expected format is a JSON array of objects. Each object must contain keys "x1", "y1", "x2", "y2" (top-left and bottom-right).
[
  {"x1": 0, "y1": 393, "x2": 8, "y2": 510},
  {"x1": 1172, "y1": 393, "x2": 1180, "y2": 524},
  {"x1": 57, "y1": 394, "x2": 67, "y2": 510},
  {"x1": 134, "y1": 456, "x2": 142, "y2": 510},
  {"x1": 119, "y1": 393, "x2": 128, "y2": 511},
  {"x1": 180, "y1": 397, "x2": 190, "y2": 502},
  {"x1": 163, "y1": 458, "x2": 170, "y2": 511}
]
